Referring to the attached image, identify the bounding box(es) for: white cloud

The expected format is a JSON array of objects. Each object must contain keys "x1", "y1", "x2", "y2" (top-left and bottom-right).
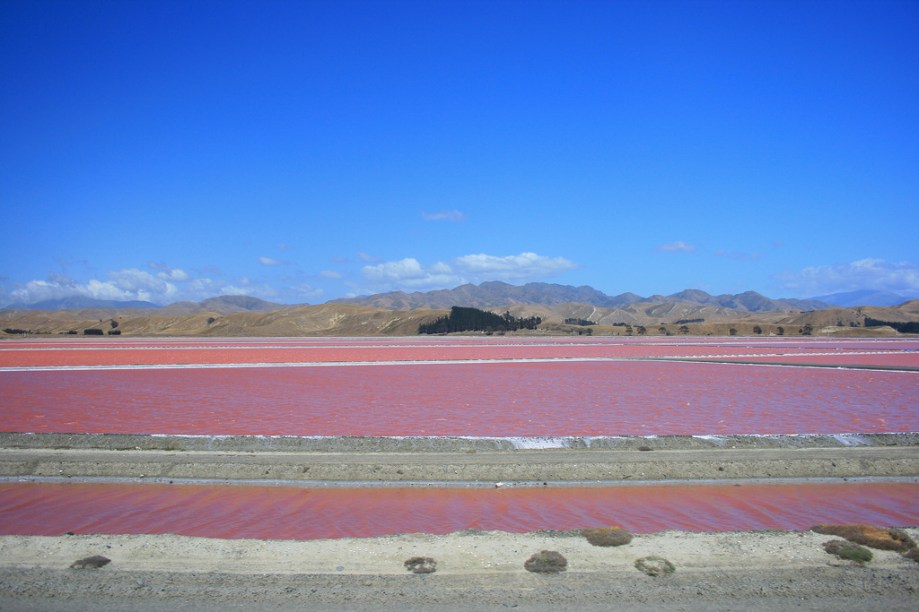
[
  {"x1": 320, "y1": 270, "x2": 342, "y2": 279},
  {"x1": 657, "y1": 241, "x2": 696, "y2": 253},
  {"x1": 157, "y1": 268, "x2": 189, "y2": 281},
  {"x1": 4, "y1": 265, "x2": 286, "y2": 306},
  {"x1": 360, "y1": 252, "x2": 576, "y2": 292},
  {"x1": 9, "y1": 268, "x2": 180, "y2": 305},
  {"x1": 422, "y1": 209, "x2": 466, "y2": 222},
  {"x1": 148, "y1": 262, "x2": 188, "y2": 281},
  {"x1": 454, "y1": 252, "x2": 576, "y2": 279},
  {"x1": 777, "y1": 258, "x2": 919, "y2": 295},
  {"x1": 362, "y1": 258, "x2": 459, "y2": 289}
]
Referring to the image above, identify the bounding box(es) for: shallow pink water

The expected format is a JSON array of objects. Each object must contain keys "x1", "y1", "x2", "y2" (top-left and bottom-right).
[
  {"x1": 2, "y1": 359, "x2": 916, "y2": 436},
  {"x1": 2, "y1": 338, "x2": 917, "y2": 538},
  {"x1": 3, "y1": 336, "x2": 918, "y2": 368},
  {"x1": 1, "y1": 481, "x2": 916, "y2": 539}
]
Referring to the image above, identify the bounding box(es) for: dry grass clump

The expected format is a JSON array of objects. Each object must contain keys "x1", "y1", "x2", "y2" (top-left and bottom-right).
[
  {"x1": 811, "y1": 524, "x2": 916, "y2": 551},
  {"x1": 582, "y1": 526, "x2": 633, "y2": 547},
  {"x1": 634, "y1": 556, "x2": 675, "y2": 576},
  {"x1": 524, "y1": 550, "x2": 567, "y2": 573},
  {"x1": 823, "y1": 540, "x2": 873, "y2": 564},
  {"x1": 70, "y1": 555, "x2": 111, "y2": 569},
  {"x1": 404, "y1": 556, "x2": 437, "y2": 574}
]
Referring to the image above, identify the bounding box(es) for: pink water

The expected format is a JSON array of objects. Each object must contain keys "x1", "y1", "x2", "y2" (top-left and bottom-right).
[
  {"x1": 2, "y1": 337, "x2": 917, "y2": 539},
  {"x1": 3, "y1": 336, "x2": 918, "y2": 369},
  {"x1": 1, "y1": 481, "x2": 916, "y2": 539},
  {"x1": 2, "y1": 359, "x2": 916, "y2": 436}
]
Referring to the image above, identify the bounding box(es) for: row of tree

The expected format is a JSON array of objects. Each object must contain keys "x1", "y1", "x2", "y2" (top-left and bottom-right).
[
  {"x1": 419, "y1": 306, "x2": 542, "y2": 334},
  {"x1": 865, "y1": 318, "x2": 919, "y2": 334}
]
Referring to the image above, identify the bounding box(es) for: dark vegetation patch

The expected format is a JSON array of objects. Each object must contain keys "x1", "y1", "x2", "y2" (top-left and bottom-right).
[
  {"x1": 823, "y1": 540, "x2": 873, "y2": 564},
  {"x1": 902, "y1": 548, "x2": 919, "y2": 563},
  {"x1": 419, "y1": 306, "x2": 541, "y2": 334},
  {"x1": 811, "y1": 524, "x2": 916, "y2": 551},
  {"x1": 582, "y1": 526, "x2": 633, "y2": 547},
  {"x1": 864, "y1": 318, "x2": 919, "y2": 334},
  {"x1": 524, "y1": 550, "x2": 567, "y2": 573},
  {"x1": 404, "y1": 556, "x2": 437, "y2": 574},
  {"x1": 70, "y1": 555, "x2": 111, "y2": 569}
]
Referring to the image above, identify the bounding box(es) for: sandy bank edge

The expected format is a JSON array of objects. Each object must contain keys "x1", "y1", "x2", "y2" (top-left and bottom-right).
[{"x1": 1, "y1": 530, "x2": 918, "y2": 611}]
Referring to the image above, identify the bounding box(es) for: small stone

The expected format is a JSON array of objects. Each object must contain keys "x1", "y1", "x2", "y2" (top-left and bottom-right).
[
  {"x1": 70, "y1": 555, "x2": 111, "y2": 569},
  {"x1": 634, "y1": 556, "x2": 675, "y2": 577}
]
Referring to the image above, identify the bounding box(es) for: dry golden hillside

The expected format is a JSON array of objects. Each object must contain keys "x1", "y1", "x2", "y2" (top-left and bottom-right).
[
  {"x1": 1, "y1": 299, "x2": 917, "y2": 338},
  {"x1": 0, "y1": 304, "x2": 447, "y2": 338}
]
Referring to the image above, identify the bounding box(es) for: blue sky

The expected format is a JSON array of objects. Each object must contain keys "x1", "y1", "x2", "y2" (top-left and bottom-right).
[{"x1": 2, "y1": 0, "x2": 917, "y2": 306}]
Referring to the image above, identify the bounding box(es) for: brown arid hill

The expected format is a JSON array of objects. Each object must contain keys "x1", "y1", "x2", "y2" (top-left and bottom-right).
[
  {"x1": 0, "y1": 304, "x2": 446, "y2": 337},
  {"x1": 2, "y1": 299, "x2": 917, "y2": 339},
  {"x1": 775, "y1": 301, "x2": 919, "y2": 336}
]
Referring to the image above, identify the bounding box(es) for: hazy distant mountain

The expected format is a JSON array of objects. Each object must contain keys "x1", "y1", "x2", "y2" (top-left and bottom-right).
[
  {"x1": 330, "y1": 281, "x2": 617, "y2": 310},
  {"x1": 4, "y1": 296, "x2": 159, "y2": 310},
  {"x1": 811, "y1": 290, "x2": 916, "y2": 308},
  {"x1": 334, "y1": 282, "x2": 829, "y2": 313},
  {"x1": 161, "y1": 295, "x2": 286, "y2": 315},
  {"x1": 4, "y1": 294, "x2": 285, "y2": 314}
]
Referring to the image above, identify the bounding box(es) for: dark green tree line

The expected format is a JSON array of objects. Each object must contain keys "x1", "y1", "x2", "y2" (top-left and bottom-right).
[{"x1": 419, "y1": 306, "x2": 542, "y2": 334}]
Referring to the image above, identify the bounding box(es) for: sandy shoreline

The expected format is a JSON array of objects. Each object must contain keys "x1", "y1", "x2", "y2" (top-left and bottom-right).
[
  {"x1": 2, "y1": 434, "x2": 917, "y2": 609},
  {"x1": 2, "y1": 530, "x2": 918, "y2": 610}
]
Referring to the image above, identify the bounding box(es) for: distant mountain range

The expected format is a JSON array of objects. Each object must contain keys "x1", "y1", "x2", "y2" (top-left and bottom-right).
[
  {"x1": 809, "y1": 290, "x2": 915, "y2": 308},
  {"x1": 4, "y1": 295, "x2": 284, "y2": 314},
  {"x1": 3, "y1": 282, "x2": 917, "y2": 338},
  {"x1": 18, "y1": 296, "x2": 160, "y2": 310},
  {"x1": 332, "y1": 281, "x2": 832, "y2": 312},
  {"x1": 2, "y1": 282, "x2": 915, "y2": 312}
]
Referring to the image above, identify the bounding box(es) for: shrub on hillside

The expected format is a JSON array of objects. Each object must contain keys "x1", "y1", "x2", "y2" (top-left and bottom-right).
[
  {"x1": 524, "y1": 550, "x2": 567, "y2": 573},
  {"x1": 823, "y1": 539, "x2": 872, "y2": 564},
  {"x1": 582, "y1": 526, "x2": 633, "y2": 547},
  {"x1": 811, "y1": 524, "x2": 916, "y2": 551}
]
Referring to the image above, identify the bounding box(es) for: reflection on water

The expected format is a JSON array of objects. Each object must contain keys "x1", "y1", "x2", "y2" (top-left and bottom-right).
[{"x1": 1, "y1": 481, "x2": 916, "y2": 540}]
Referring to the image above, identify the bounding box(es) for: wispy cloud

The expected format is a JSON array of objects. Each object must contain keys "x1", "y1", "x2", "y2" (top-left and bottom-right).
[
  {"x1": 657, "y1": 241, "x2": 696, "y2": 253},
  {"x1": 421, "y1": 209, "x2": 466, "y2": 222},
  {"x1": 258, "y1": 256, "x2": 287, "y2": 266},
  {"x1": 360, "y1": 251, "x2": 576, "y2": 292},
  {"x1": 777, "y1": 258, "x2": 919, "y2": 296}
]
